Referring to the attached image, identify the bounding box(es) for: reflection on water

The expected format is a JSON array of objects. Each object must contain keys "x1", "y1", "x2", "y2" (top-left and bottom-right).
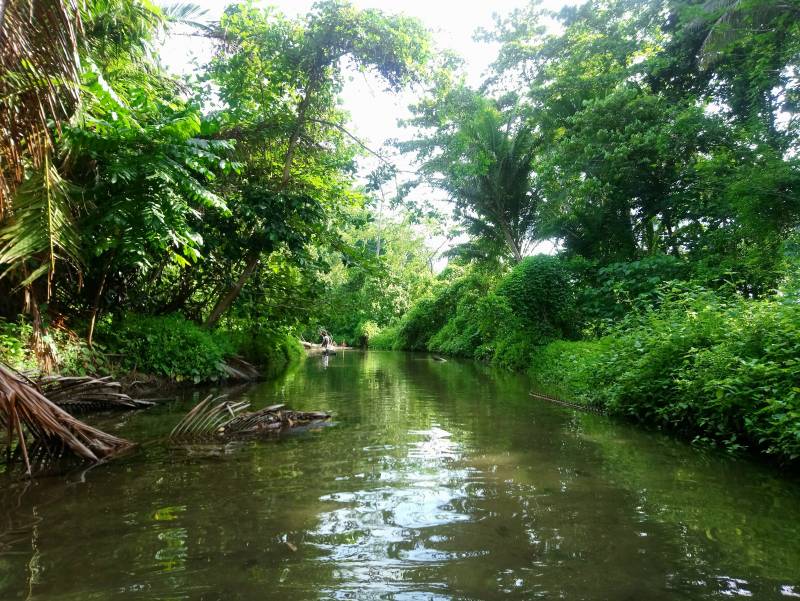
[{"x1": 1, "y1": 351, "x2": 799, "y2": 600}]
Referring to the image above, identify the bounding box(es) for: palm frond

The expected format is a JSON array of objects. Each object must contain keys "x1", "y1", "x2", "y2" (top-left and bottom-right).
[
  {"x1": 697, "y1": 0, "x2": 797, "y2": 69},
  {"x1": 0, "y1": 154, "x2": 83, "y2": 297},
  {"x1": 38, "y1": 375, "x2": 155, "y2": 412},
  {"x1": 160, "y1": 2, "x2": 208, "y2": 23},
  {"x1": 0, "y1": 362, "x2": 133, "y2": 475},
  {"x1": 171, "y1": 395, "x2": 332, "y2": 440},
  {"x1": 0, "y1": 0, "x2": 82, "y2": 216}
]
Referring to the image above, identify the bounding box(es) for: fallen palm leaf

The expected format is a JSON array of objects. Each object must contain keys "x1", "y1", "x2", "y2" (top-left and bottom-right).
[
  {"x1": 37, "y1": 375, "x2": 155, "y2": 412},
  {"x1": 171, "y1": 395, "x2": 331, "y2": 441},
  {"x1": 1, "y1": 363, "x2": 133, "y2": 475}
]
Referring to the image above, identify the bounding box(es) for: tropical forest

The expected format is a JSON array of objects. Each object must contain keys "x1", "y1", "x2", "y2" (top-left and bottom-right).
[{"x1": 1, "y1": 0, "x2": 799, "y2": 599}]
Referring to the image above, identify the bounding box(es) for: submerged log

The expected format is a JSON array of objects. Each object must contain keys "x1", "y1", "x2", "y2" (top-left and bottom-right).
[
  {"x1": 170, "y1": 395, "x2": 332, "y2": 441},
  {"x1": 0, "y1": 363, "x2": 134, "y2": 474}
]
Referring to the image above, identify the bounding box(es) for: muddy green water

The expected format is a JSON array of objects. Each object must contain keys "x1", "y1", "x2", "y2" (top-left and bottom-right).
[{"x1": 2, "y1": 351, "x2": 800, "y2": 600}]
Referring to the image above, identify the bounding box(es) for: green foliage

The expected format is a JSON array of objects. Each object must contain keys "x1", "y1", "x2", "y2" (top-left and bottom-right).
[
  {"x1": 101, "y1": 314, "x2": 232, "y2": 383},
  {"x1": 368, "y1": 324, "x2": 401, "y2": 350},
  {"x1": 497, "y1": 255, "x2": 578, "y2": 340},
  {"x1": 227, "y1": 328, "x2": 305, "y2": 378},
  {"x1": 306, "y1": 208, "x2": 435, "y2": 345},
  {"x1": 395, "y1": 268, "x2": 493, "y2": 352},
  {"x1": 0, "y1": 316, "x2": 109, "y2": 375},
  {"x1": 528, "y1": 339, "x2": 610, "y2": 405},
  {"x1": 402, "y1": 91, "x2": 540, "y2": 262},
  {"x1": 0, "y1": 318, "x2": 36, "y2": 371},
  {"x1": 581, "y1": 289, "x2": 800, "y2": 461},
  {"x1": 574, "y1": 254, "x2": 691, "y2": 333},
  {"x1": 355, "y1": 320, "x2": 380, "y2": 348}
]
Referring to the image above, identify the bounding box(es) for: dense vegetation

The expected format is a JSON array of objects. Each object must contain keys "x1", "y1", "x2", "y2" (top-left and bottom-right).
[
  {"x1": 0, "y1": 0, "x2": 432, "y2": 381},
  {"x1": 367, "y1": 0, "x2": 800, "y2": 462},
  {"x1": 2, "y1": 0, "x2": 799, "y2": 461}
]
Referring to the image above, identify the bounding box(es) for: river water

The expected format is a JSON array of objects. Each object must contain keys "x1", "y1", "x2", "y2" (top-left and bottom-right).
[{"x1": 1, "y1": 351, "x2": 800, "y2": 600}]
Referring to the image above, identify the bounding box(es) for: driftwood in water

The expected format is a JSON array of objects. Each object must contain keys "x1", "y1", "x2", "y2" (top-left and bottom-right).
[
  {"x1": 217, "y1": 356, "x2": 260, "y2": 381},
  {"x1": 529, "y1": 391, "x2": 606, "y2": 415},
  {"x1": 0, "y1": 363, "x2": 134, "y2": 474},
  {"x1": 171, "y1": 395, "x2": 331, "y2": 441},
  {"x1": 38, "y1": 375, "x2": 155, "y2": 412}
]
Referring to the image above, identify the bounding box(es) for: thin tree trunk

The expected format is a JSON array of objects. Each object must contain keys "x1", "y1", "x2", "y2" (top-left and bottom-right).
[
  {"x1": 204, "y1": 250, "x2": 260, "y2": 328},
  {"x1": 205, "y1": 76, "x2": 318, "y2": 326},
  {"x1": 86, "y1": 271, "x2": 107, "y2": 347}
]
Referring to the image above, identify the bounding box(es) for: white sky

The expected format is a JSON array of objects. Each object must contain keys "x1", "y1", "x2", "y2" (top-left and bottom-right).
[{"x1": 163, "y1": 0, "x2": 571, "y2": 257}]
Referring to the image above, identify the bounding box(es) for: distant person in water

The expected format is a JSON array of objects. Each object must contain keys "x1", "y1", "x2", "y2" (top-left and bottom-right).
[{"x1": 321, "y1": 332, "x2": 332, "y2": 350}]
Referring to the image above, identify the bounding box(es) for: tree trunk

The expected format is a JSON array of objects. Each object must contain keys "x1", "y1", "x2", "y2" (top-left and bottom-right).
[
  {"x1": 204, "y1": 77, "x2": 318, "y2": 326},
  {"x1": 86, "y1": 270, "x2": 107, "y2": 347},
  {"x1": 281, "y1": 80, "x2": 315, "y2": 186},
  {"x1": 204, "y1": 250, "x2": 260, "y2": 328}
]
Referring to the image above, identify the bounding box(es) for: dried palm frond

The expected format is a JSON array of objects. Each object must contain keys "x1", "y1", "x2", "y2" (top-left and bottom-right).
[
  {"x1": 37, "y1": 375, "x2": 155, "y2": 412},
  {"x1": 0, "y1": 0, "x2": 82, "y2": 215},
  {"x1": 171, "y1": 395, "x2": 331, "y2": 441},
  {"x1": 0, "y1": 362, "x2": 133, "y2": 475}
]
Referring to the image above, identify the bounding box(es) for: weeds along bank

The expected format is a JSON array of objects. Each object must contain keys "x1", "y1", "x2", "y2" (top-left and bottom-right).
[
  {"x1": 369, "y1": 255, "x2": 800, "y2": 463},
  {"x1": 0, "y1": 314, "x2": 304, "y2": 384}
]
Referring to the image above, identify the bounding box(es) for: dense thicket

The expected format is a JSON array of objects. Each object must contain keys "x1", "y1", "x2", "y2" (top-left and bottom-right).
[
  {"x1": 371, "y1": 0, "x2": 800, "y2": 461},
  {"x1": 0, "y1": 0, "x2": 432, "y2": 380},
  {"x1": 2, "y1": 0, "x2": 799, "y2": 460}
]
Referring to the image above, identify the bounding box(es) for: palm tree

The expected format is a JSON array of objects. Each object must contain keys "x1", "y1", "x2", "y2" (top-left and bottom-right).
[
  {"x1": 0, "y1": 0, "x2": 82, "y2": 216},
  {"x1": 450, "y1": 109, "x2": 541, "y2": 262}
]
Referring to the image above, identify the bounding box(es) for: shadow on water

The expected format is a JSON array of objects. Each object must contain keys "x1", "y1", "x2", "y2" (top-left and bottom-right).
[{"x1": 1, "y1": 350, "x2": 799, "y2": 600}]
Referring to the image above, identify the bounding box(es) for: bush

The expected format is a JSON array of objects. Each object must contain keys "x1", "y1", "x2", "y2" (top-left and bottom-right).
[
  {"x1": 396, "y1": 269, "x2": 493, "y2": 351},
  {"x1": 368, "y1": 324, "x2": 400, "y2": 350},
  {"x1": 0, "y1": 318, "x2": 36, "y2": 371},
  {"x1": 101, "y1": 314, "x2": 233, "y2": 383},
  {"x1": 356, "y1": 320, "x2": 380, "y2": 348},
  {"x1": 585, "y1": 289, "x2": 800, "y2": 460},
  {"x1": 0, "y1": 316, "x2": 109, "y2": 375},
  {"x1": 528, "y1": 339, "x2": 609, "y2": 404},
  {"x1": 228, "y1": 328, "x2": 305, "y2": 377},
  {"x1": 574, "y1": 254, "x2": 690, "y2": 333},
  {"x1": 497, "y1": 255, "x2": 578, "y2": 340}
]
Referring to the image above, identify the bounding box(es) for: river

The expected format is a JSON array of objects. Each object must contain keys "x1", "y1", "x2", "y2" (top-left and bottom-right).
[{"x1": 2, "y1": 351, "x2": 800, "y2": 600}]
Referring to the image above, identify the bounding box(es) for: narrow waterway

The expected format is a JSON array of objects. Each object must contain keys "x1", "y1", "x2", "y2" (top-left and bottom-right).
[{"x1": 2, "y1": 351, "x2": 799, "y2": 600}]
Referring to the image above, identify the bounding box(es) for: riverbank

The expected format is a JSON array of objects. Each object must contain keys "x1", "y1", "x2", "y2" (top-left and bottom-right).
[
  {"x1": 0, "y1": 313, "x2": 305, "y2": 387},
  {"x1": 368, "y1": 258, "x2": 800, "y2": 464}
]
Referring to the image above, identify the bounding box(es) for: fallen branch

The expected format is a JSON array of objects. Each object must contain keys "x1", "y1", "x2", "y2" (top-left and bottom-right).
[{"x1": 529, "y1": 391, "x2": 606, "y2": 415}]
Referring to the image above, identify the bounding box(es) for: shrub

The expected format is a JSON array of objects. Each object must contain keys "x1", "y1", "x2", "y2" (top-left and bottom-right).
[
  {"x1": 0, "y1": 317, "x2": 108, "y2": 375},
  {"x1": 585, "y1": 289, "x2": 800, "y2": 460},
  {"x1": 356, "y1": 320, "x2": 380, "y2": 348},
  {"x1": 228, "y1": 328, "x2": 305, "y2": 377},
  {"x1": 575, "y1": 254, "x2": 690, "y2": 333},
  {"x1": 396, "y1": 270, "x2": 493, "y2": 351},
  {"x1": 101, "y1": 314, "x2": 232, "y2": 383},
  {"x1": 528, "y1": 339, "x2": 609, "y2": 404},
  {"x1": 497, "y1": 255, "x2": 578, "y2": 340},
  {"x1": 368, "y1": 324, "x2": 400, "y2": 350},
  {"x1": 0, "y1": 318, "x2": 36, "y2": 371}
]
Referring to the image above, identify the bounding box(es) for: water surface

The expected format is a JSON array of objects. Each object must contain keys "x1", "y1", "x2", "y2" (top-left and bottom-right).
[{"x1": 2, "y1": 351, "x2": 800, "y2": 600}]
